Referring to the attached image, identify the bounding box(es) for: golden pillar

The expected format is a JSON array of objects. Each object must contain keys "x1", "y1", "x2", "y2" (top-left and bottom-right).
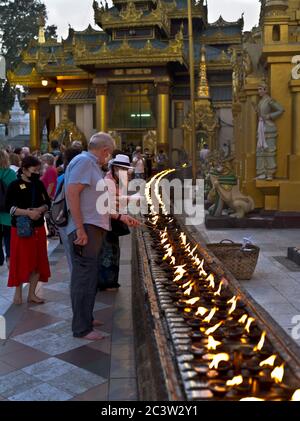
[
  {"x1": 291, "y1": 81, "x2": 300, "y2": 156},
  {"x1": 157, "y1": 82, "x2": 170, "y2": 152},
  {"x1": 289, "y1": 80, "x2": 300, "y2": 182},
  {"x1": 95, "y1": 84, "x2": 108, "y2": 132},
  {"x1": 28, "y1": 100, "x2": 40, "y2": 151}
]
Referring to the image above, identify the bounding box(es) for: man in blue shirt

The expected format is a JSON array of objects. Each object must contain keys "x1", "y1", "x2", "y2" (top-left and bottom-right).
[{"x1": 65, "y1": 132, "x2": 139, "y2": 340}]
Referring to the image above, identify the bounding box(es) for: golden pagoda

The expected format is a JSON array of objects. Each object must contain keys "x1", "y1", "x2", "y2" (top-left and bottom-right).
[{"x1": 8, "y1": 0, "x2": 243, "y2": 160}]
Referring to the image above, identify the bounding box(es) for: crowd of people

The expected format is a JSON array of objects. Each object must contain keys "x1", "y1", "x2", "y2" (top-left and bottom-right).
[{"x1": 0, "y1": 133, "x2": 168, "y2": 341}]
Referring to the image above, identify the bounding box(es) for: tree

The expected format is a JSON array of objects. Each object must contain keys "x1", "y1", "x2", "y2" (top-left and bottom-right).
[{"x1": 0, "y1": 0, "x2": 57, "y2": 115}]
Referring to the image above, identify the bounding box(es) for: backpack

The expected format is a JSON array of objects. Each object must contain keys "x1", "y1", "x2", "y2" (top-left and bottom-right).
[
  {"x1": 0, "y1": 179, "x2": 8, "y2": 212},
  {"x1": 50, "y1": 180, "x2": 68, "y2": 227}
]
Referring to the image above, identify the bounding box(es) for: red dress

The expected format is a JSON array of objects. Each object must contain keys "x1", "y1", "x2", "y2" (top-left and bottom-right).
[{"x1": 8, "y1": 226, "x2": 51, "y2": 287}]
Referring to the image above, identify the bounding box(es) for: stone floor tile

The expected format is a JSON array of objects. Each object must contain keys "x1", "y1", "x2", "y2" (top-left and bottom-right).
[
  {"x1": 11, "y1": 313, "x2": 62, "y2": 338},
  {"x1": 8, "y1": 382, "x2": 73, "y2": 401},
  {"x1": 43, "y1": 282, "x2": 70, "y2": 293},
  {"x1": 109, "y1": 378, "x2": 138, "y2": 401},
  {"x1": 70, "y1": 383, "x2": 109, "y2": 401},
  {"x1": 0, "y1": 361, "x2": 16, "y2": 376},
  {"x1": 28, "y1": 302, "x2": 73, "y2": 320},
  {"x1": 48, "y1": 367, "x2": 106, "y2": 395},
  {"x1": 1, "y1": 347, "x2": 49, "y2": 370},
  {"x1": 0, "y1": 340, "x2": 28, "y2": 356},
  {"x1": 110, "y1": 358, "x2": 136, "y2": 379},
  {"x1": 87, "y1": 337, "x2": 111, "y2": 354},
  {"x1": 81, "y1": 356, "x2": 111, "y2": 378},
  {"x1": 57, "y1": 346, "x2": 107, "y2": 367},
  {"x1": 22, "y1": 357, "x2": 76, "y2": 382},
  {"x1": 0, "y1": 370, "x2": 42, "y2": 398},
  {"x1": 111, "y1": 343, "x2": 135, "y2": 361}
]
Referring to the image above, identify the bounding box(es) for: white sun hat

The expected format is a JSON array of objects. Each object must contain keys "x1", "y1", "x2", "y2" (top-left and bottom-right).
[{"x1": 111, "y1": 154, "x2": 134, "y2": 169}]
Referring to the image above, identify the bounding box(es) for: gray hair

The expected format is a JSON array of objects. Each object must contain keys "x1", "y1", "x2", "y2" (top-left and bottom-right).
[
  {"x1": 42, "y1": 153, "x2": 55, "y2": 166},
  {"x1": 88, "y1": 132, "x2": 115, "y2": 151}
]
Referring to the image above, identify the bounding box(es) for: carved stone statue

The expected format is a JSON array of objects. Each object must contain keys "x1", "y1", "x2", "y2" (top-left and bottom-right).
[
  {"x1": 210, "y1": 174, "x2": 255, "y2": 218},
  {"x1": 207, "y1": 154, "x2": 255, "y2": 219},
  {"x1": 255, "y1": 82, "x2": 284, "y2": 180}
]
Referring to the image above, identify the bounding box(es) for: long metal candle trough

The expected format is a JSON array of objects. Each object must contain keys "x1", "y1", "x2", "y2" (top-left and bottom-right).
[{"x1": 132, "y1": 170, "x2": 300, "y2": 401}]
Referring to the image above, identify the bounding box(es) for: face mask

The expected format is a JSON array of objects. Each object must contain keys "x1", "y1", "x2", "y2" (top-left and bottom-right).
[{"x1": 29, "y1": 173, "x2": 40, "y2": 182}]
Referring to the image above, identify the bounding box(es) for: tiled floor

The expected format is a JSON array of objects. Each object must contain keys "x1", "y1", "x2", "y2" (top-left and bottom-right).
[
  {"x1": 198, "y1": 225, "x2": 300, "y2": 348},
  {"x1": 0, "y1": 236, "x2": 137, "y2": 401}
]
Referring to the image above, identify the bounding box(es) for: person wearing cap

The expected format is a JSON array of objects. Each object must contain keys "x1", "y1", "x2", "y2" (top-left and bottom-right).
[
  {"x1": 98, "y1": 154, "x2": 140, "y2": 291},
  {"x1": 65, "y1": 135, "x2": 140, "y2": 341}
]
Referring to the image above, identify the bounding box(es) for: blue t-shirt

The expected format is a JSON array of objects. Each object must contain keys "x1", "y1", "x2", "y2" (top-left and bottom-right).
[{"x1": 64, "y1": 151, "x2": 110, "y2": 235}]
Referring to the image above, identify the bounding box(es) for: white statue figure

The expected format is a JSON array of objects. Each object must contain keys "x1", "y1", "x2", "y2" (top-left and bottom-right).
[{"x1": 255, "y1": 82, "x2": 284, "y2": 181}]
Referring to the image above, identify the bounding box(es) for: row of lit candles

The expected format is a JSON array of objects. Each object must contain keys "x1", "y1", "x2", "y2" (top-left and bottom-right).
[{"x1": 145, "y1": 170, "x2": 300, "y2": 401}]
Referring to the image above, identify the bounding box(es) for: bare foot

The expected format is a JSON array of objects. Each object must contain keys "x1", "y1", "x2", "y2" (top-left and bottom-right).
[
  {"x1": 27, "y1": 296, "x2": 45, "y2": 304},
  {"x1": 13, "y1": 297, "x2": 22, "y2": 305},
  {"x1": 82, "y1": 331, "x2": 105, "y2": 341},
  {"x1": 92, "y1": 320, "x2": 104, "y2": 327}
]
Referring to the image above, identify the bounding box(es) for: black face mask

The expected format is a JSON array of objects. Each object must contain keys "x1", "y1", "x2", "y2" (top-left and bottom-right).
[{"x1": 29, "y1": 173, "x2": 40, "y2": 182}]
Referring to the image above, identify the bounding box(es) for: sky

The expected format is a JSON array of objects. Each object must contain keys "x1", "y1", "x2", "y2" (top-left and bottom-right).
[{"x1": 44, "y1": 0, "x2": 261, "y2": 39}]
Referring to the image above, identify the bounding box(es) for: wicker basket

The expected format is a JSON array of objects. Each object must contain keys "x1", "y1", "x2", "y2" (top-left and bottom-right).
[{"x1": 207, "y1": 239, "x2": 260, "y2": 280}]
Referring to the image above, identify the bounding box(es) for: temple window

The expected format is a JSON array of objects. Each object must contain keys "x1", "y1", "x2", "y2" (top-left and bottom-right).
[
  {"x1": 68, "y1": 105, "x2": 76, "y2": 124},
  {"x1": 113, "y1": 28, "x2": 154, "y2": 40},
  {"x1": 108, "y1": 83, "x2": 156, "y2": 129},
  {"x1": 272, "y1": 25, "x2": 281, "y2": 42}
]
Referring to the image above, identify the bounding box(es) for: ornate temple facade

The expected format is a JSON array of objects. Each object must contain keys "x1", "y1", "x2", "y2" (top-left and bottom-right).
[
  {"x1": 233, "y1": 0, "x2": 300, "y2": 211},
  {"x1": 8, "y1": 0, "x2": 243, "y2": 162}
]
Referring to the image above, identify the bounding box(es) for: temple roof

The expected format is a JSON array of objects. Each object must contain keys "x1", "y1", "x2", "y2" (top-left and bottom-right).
[
  {"x1": 8, "y1": 1, "x2": 241, "y2": 87},
  {"x1": 209, "y1": 15, "x2": 244, "y2": 29},
  {"x1": 50, "y1": 88, "x2": 96, "y2": 105}
]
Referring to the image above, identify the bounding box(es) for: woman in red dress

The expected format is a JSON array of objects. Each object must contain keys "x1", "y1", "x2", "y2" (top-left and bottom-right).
[{"x1": 5, "y1": 156, "x2": 51, "y2": 305}]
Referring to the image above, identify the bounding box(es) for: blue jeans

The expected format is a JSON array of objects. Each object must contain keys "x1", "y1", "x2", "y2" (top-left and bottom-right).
[{"x1": 68, "y1": 224, "x2": 106, "y2": 337}]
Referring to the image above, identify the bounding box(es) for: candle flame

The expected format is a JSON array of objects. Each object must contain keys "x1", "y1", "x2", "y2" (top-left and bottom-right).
[
  {"x1": 240, "y1": 397, "x2": 265, "y2": 401},
  {"x1": 206, "y1": 274, "x2": 215, "y2": 289},
  {"x1": 244, "y1": 317, "x2": 255, "y2": 333},
  {"x1": 209, "y1": 353, "x2": 230, "y2": 369},
  {"x1": 163, "y1": 246, "x2": 173, "y2": 260},
  {"x1": 205, "y1": 321, "x2": 223, "y2": 336},
  {"x1": 227, "y1": 296, "x2": 238, "y2": 315},
  {"x1": 271, "y1": 363, "x2": 285, "y2": 384},
  {"x1": 181, "y1": 280, "x2": 192, "y2": 289},
  {"x1": 214, "y1": 281, "x2": 224, "y2": 296},
  {"x1": 184, "y1": 297, "x2": 200, "y2": 306},
  {"x1": 188, "y1": 245, "x2": 198, "y2": 257},
  {"x1": 291, "y1": 389, "x2": 300, "y2": 401},
  {"x1": 195, "y1": 306, "x2": 208, "y2": 317},
  {"x1": 203, "y1": 307, "x2": 217, "y2": 323},
  {"x1": 206, "y1": 336, "x2": 222, "y2": 350},
  {"x1": 226, "y1": 375, "x2": 243, "y2": 387},
  {"x1": 238, "y1": 314, "x2": 248, "y2": 324},
  {"x1": 152, "y1": 216, "x2": 159, "y2": 225},
  {"x1": 253, "y1": 331, "x2": 266, "y2": 352},
  {"x1": 173, "y1": 265, "x2": 187, "y2": 283},
  {"x1": 199, "y1": 259, "x2": 207, "y2": 277},
  {"x1": 180, "y1": 232, "x2": 187, "y2": 246},
  {"x1": 259, "y1": 355, "x2": 277, "y2": 368},
  {"x1": 183, "y1": 282, "x2": 195, "y2": 296}
]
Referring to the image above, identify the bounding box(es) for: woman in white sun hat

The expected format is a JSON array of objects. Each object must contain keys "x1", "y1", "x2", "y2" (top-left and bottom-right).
[{"x1": 98, "y1": 154, "x2": 140, "y2": 291}]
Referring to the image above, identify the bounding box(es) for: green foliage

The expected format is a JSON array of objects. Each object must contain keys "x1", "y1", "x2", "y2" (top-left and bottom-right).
[
  {"x1": 0, "y1": 0, "x2": 57, "y2": 114},
  {"x1": 0, "y1": 80, "x2": 14, "y2": 114}
]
